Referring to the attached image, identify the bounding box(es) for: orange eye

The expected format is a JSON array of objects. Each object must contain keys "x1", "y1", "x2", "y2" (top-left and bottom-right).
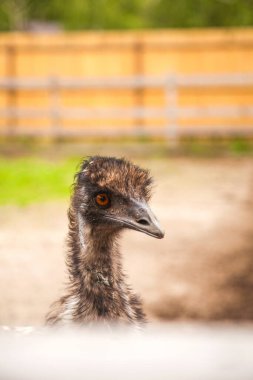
[{"x1": 95, "y1": 193, "x2": 110, "y2": 207}]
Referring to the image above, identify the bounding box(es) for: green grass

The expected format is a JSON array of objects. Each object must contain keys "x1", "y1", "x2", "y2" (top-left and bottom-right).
[
  {"x1": 1, "y1": 137, "x2": 253, "y2": 206},
  {"x1": 0, "y1": 157, "x2": 81, "y2": 206},
  {"x1": 179, "y1": 137, "x2": 253, "y2": 156}
]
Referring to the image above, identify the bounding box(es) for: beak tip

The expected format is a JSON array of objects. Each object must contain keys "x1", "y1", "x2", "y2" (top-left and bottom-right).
[{"x1": 156, "y1": 230, "x2": 165, "y2": 239}]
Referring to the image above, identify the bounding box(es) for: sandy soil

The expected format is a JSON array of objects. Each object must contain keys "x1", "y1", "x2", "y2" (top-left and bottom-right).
[{"x1": 0, "y1": 157, "x2": 253, "y2": 326}]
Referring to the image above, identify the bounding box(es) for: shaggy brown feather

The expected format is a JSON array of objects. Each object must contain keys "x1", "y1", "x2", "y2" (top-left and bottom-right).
[{"x1": 46, "y1": 156, "x2": 161, "y2": 328}]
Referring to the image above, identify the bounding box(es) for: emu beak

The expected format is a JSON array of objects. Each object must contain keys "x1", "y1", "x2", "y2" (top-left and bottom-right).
[{"x1": 123, "y1": 199, "x2": 165, "y2": 239}]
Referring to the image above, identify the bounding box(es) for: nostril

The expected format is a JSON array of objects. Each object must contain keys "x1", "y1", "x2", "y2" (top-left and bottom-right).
[{"x1": 137, "y1": 218, "x2": 150, "y2": 226}]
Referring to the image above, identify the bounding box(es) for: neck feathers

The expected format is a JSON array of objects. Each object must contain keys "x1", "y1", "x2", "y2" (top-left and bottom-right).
[
  {"x1": 67, "y1": 207, "x2": 121, "y2": 283},
  {"x1": 46, "y1": 205, "x2": 146, "y2": 327}
]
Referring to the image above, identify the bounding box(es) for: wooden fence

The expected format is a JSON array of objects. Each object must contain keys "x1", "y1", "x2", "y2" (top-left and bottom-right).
[
  {"x1": 0, "y1": 29, "x2": 253, "y2": 137},
  {"x1": 0, "y1": 74, "x2": 253, "y2": 137}
]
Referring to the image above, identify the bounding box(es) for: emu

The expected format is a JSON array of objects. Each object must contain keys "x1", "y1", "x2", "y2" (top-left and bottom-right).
[{"x1": 46, "y1": 156, "x2": 164, "y2": 328}]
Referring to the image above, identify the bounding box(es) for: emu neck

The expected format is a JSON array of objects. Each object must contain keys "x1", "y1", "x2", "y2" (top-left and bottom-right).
[
  {"x1": 81, "y1": 225, "x2": 120, "y2": 274},
  {"x1": 48, "y1": 208, "x2": 146, "y2": 326},
  {"x1": 67, "y1": 211, "x2": 122, "y2": 289}
]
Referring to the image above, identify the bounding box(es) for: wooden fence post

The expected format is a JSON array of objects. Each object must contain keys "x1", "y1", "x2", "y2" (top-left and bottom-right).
[
  {"x1": 133, "y1": 41, "x2": 144, "y2": 134},
  {"x1": 165, "y1": 74, "x2": 179, "y2": 143},
  {"x1": 49, "y1": 76, "x2": 61, "y2": 137},
  {"x1": 5, "y1": 45, "x2": 17, "y2": 135}
]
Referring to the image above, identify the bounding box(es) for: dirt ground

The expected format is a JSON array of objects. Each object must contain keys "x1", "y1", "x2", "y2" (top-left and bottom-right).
[{"x1": 0, "y1": 157, "x2": 253, "y2": 326}]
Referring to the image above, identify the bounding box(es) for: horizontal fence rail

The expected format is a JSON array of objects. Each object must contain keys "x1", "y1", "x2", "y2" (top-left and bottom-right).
[
  {"x1": 0, "y1": 73, "x2": 253, "y2": 137},
  {"x1": 1, "y1": 73, "x2": 253, "y2": 89}
]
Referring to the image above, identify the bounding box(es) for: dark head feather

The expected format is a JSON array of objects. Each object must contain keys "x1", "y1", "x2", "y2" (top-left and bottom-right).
[{"x1": 76, "y1": 156, "x2": 153, "y2": 201}]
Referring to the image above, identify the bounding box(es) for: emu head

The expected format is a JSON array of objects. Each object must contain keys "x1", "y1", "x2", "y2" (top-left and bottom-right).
[{"x1": 73, "y1": 156, "x2": 164, "y2": 239}]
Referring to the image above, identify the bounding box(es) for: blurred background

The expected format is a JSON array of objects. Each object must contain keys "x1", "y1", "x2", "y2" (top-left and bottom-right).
[{"x1": 0, "y1": 0, "x2": 253, "y2": 326}]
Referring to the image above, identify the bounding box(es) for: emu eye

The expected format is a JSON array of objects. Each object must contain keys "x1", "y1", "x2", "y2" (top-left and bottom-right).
[{"x1": 95, "y1": 193, "x2": 110, "y2": 207}]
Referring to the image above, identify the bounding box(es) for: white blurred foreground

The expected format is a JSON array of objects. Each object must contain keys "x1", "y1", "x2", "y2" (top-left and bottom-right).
[{"x1": 0, "y1": 324, "x2": 253, "y2": 380}]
